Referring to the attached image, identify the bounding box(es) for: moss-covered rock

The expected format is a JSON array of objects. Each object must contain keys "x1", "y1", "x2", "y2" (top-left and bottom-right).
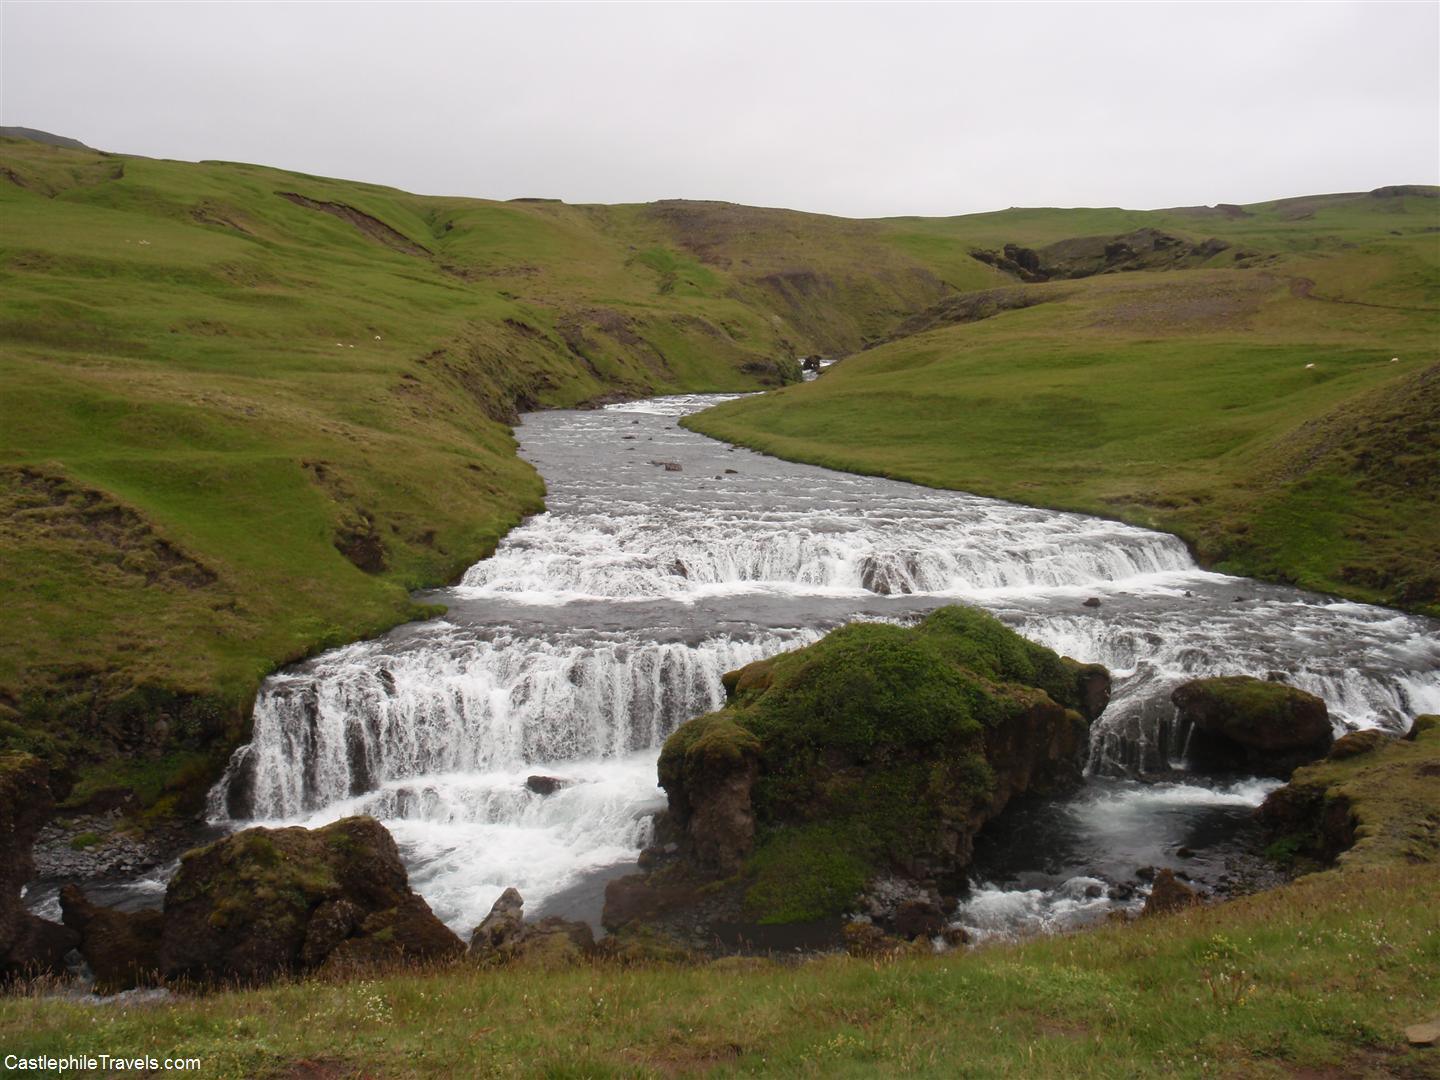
[
  {"x1": 1408, "y1": 714, "x2": 1440, "y2": 740},
  {"x1": 158, "y1": 815, "x2": 461, "y2": 983},
  {"x1": 1172, "y1": 675, "x2": 1333, "y2": 777},
  {"x1": 1327, "y1": 729, "x2": 1393, "y2": 760},
  {"x1": 642, "y1": 606, "x2": 1104, "y2": 927}
]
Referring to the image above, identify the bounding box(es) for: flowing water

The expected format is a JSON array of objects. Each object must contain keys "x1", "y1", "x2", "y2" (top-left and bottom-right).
[{"x1": 183, "y1": 394, "x2": 1440, "y2": 940}]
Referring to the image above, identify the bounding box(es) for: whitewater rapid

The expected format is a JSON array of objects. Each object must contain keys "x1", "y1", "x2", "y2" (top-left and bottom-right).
[{"x1": 209, "y1": 393, "x2": 1440, "y2": 937}]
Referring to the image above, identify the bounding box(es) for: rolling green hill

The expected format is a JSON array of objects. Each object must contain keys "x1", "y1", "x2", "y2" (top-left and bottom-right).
[
  {"x1": 2, "y1": 131, "x2": 1436, "y2": 809},
  {"x1": 691, "y1": 190, "x2": 1440, "y2": 616}
]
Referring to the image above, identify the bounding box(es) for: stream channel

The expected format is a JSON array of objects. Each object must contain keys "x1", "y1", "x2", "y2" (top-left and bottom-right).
[{"x1": 41, "y1": 393, "x2": 1440, "y2": 945}]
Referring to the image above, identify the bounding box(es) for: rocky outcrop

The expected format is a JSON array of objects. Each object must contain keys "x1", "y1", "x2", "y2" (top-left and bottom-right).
[
  {"x1": 1, "y1": 752, "x2": 78, "y2": 978},
  {"x1": 59, "y1": 885, "x2": 162, "y2": 993},
  {"x1": 971, "y1": 229, "x2": 1230, "y2": 283},
  {"x1": 158, "y1": 816, "x2": 462, "y2": 983},
  {"x1": 1172, "y1": 676, "x2": 1333, "y2": 777},
  {"x1": 1141, "y1": 869, "x2": 1199, "y2": 916},
  {"x1": 608, "y1": 606, "x2": 1108, "y2": 932},
  {"x1": 468, "y1": 888, "x2": 595, "y2": 968}
]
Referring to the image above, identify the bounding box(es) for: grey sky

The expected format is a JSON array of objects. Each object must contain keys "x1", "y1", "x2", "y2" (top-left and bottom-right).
[{"x1": 3, "y1": 1, "x2": 1437, "y2": 218}]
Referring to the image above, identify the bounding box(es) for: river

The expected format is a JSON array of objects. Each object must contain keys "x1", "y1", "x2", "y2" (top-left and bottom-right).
[{"x1": 100, "y1": 394, "x2": 1440, "y2": 941}]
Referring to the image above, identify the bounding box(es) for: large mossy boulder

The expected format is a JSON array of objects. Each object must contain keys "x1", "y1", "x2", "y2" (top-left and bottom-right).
[
  {"x1": 1, "y1": 751, "x2": 78, "y2": 978},
  {"x1": 642, "y1": 606, "x2": 1108, "y2": 926},
  {"x1": 1172, "y1": 676, "x2": 1333, "y2": 777},
  {"x1": 159, "y1": 815, "x2": 462, "y2": 983}
]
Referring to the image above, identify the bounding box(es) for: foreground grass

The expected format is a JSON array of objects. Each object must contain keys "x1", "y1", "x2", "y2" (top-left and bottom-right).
[
  {"x1": 5, "y1": 731, "x2": 1438, "y2": 1077},
  {"x1": 2, "y1": 866, "x2": 1434, "y2": 1077},
  {"x1": 689, "y1": 192, "x2": 1440, "y2": 615}
]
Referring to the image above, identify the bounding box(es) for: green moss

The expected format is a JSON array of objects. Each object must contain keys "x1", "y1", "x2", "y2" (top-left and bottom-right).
[
  {"x1": 743, "y1": 823, "x2": 874, "y2": 924},
  {"x1": 68, "y1": 831, "x2": 103, "y2": 851},
  {"x1": 657, "y1": 712, "x2": 761, "y2": 797},
  {"x1": 1184, "y1": 675, "x2": 1317, "y2": 725}
]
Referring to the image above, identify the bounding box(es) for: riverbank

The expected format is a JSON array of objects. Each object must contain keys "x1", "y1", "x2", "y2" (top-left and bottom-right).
[{"x1": 5, "y1": 728, "x2": 1437, "y2": 1078}]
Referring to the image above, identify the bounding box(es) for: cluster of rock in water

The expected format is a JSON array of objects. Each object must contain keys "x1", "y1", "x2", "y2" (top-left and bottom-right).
[{"x1": 2, "y1": 607, "x2": 1432, "y2": 992}]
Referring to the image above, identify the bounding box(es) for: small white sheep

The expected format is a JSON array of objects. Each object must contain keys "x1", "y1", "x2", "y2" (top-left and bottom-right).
[
  {"x1": 374, "y1": 335, "x2": 382, "y2": 341},
  {"x1": 1391, "y1": 357, "x2": 1400, "y2": 363},
  {"x1": 1304, "y1": 363, "x2": 1315, "y2": 369}
]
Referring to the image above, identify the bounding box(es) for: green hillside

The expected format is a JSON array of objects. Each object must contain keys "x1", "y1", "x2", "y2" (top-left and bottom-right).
[{"x1": 691, "y1": 190, "x2": 1440, "y2": 615}]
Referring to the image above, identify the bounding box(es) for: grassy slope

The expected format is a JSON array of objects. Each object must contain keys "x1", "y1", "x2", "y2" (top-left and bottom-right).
[
  {"x1": 690, "y1": 191, "x2": 1440, "y2": 614},
  {"x1": 0, "y1": 140, "x2": 974, "y2": 803},
  {"x1": 4, "y1": 728, "x2": 1437, "y2": 1077}
]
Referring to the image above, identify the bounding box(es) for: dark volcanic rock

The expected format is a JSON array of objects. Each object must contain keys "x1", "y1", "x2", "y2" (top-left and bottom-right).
[
  {"x1": 892, "y1": 898, "x2": 946, "y2": 940},
  {"x1": 525, "y1": 775, "x2": 571, "y2": 796},
  {"x1": 1141, "y1": 869, "x2": 1199, "y2": 916},
  {"x1": 1, "y1": 752, "x2": 77, "y2": 978},
  {"x1": 159, "y1": 815, "x2": 462, "y2": 983},
  {"x1": 469, "y1": 888, "x2": 594, "y2": 967},
  {"x1": 1172, "y1": 675, "x2": 1333, "y2": 777},
  {"x1": 60, "y1": 885, "x2": 163, "y2": 993}
]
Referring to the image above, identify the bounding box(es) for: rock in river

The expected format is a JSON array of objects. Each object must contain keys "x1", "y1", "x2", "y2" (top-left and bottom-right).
[
  {"x1": 158, "y1": 815, "x2": 462, "y2": 983},
  {"x1": 604, "y1": 606, "x2": 1109, "y2": 933},
  {"x1": 1172, "y1": 675, "x2": 1333, "y2": 777}
]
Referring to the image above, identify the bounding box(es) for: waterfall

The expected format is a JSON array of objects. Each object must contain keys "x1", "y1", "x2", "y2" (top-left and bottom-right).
[
  {"x1": 206, "y1": 393, "x2": 1440, "y2": 930},
  {"x1": 1012, "y1": 605, "x2": 1440, "y2": 776},
  {"x1": 215, "y1": 626, "x2": 821, "y2": 821},
  {"x1": 458, "y1": 507, "x2": 1197, "y2": 602}
]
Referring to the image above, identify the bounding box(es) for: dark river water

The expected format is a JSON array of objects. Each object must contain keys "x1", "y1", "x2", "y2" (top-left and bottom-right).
[{"x1": 39, "y1": 394, "x2": 1440, "y2": 941}]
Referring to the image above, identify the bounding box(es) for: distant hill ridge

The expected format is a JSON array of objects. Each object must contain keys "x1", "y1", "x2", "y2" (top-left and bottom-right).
[{"x1": 0, "y1": 126, "x2": 92, "y2": 151}]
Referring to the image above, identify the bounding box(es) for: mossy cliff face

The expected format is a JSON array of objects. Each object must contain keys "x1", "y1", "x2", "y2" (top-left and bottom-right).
[
  {"x1": 159, "y1": 815, "x2": 461, "y2": 983},
  {"x1": 653, "y1": 607, "x2": 1108, "y2": 925}
]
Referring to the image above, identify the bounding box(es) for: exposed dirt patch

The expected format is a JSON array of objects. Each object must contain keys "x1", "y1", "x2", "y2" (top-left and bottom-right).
[
  {"x1": 885, "y1": 286, "x2": 1068, "y2": 340},
  {"x1": 0, "y1": 467, "x2": 217, "y2": 590},
  {"x1": 190, "y1": 200, "x2": 256, "y2": 236},
  {"x1": 276, "y1": 192, "x2": 431, "y2": 257},
  {"x1": 300, "y1": 461, "x2": 389, "y2": 574}
]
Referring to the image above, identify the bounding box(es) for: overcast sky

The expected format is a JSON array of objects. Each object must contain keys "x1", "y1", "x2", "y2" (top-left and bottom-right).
[{"x1": 3, "y1": 1, "x2": 1437, "y2": 218}]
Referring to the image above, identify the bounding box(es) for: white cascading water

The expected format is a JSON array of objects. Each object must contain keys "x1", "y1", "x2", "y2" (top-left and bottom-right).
[{"x1": 207, "y1": 393, "x2": 1440, "y2": 938}]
